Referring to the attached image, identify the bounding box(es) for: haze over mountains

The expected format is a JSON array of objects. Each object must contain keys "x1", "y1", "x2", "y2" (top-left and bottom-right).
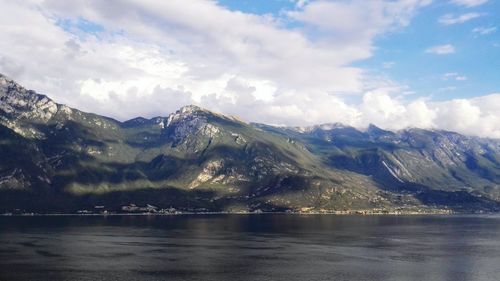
[{"x1": 1, "y1": 73, "x2": 499, "y2": 213}]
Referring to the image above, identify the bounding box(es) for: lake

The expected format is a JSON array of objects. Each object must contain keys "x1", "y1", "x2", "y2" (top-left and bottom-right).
[{"x1": 1, "y1": 214, "x2": 500, "y2": 281}]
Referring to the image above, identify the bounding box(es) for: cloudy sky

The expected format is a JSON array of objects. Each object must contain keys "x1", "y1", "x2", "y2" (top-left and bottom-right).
[{"x1": 0, "y1": 0, "x2": 499, "y2": 137}]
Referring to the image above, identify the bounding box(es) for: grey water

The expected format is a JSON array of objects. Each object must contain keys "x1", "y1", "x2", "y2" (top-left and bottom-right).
[{"x1": 1, "y1": 214, "x2": 500, "y2": 281}]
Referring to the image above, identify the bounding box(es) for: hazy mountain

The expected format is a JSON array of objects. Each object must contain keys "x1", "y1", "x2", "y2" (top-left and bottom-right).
[{"x1": 1, "y1": 73, "x2": 499, "y2": 213}]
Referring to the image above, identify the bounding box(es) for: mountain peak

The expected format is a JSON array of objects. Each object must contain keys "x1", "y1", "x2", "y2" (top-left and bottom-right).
[
  {"x1": 166, "y1": 105, "x2": 213, "y2": 126},
  {"x1": 0, "y1": 73, "x2": 18, "y2": 90},
  {"x1": 367, "y1": 123, "x2": 394, "y2": 135},
  {"x1": 178, "y1": 104, "x2": 205, "y2": 114},
  {"x1": 0, "y1": 74, "x2": 58, "y2": 122},
  {"x1": 170, "y1": 104, "x2": 244, "y2": 124},
  {"x1": 0, "y1": 73, "x2": 10, "y2": 84},
  {"x1": 316, "y1": 123, "x2": 350, "y2": 131}
]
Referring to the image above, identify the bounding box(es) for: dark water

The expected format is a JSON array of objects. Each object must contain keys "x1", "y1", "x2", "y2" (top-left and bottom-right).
[{"x1": 1, "y1": 215, "x2": 500, "y2": 281}]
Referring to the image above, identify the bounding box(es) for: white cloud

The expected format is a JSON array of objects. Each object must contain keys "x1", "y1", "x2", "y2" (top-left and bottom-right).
[
  {"x1": 199, "y1": 84, "x2": 500, "y2": 139},
  {"x1": 450, "y1": 0, "x2": 488, "y2": 7},
  {"x1": 472, "y1": 26, "x2": 497, "y2": 35},
  {"x1": 433, "y1": 96, "x2": 500, "y2": 138},
  {"x1": 438, "y1": 13, "x2": 482, "y2": 25},
  {"x1": 357, "y1": 92, "x2": 500, "y2": 138},
  {"x1": 1, "y1": 0, "x2": 500, "y2": 138},
  {"x1": 443, "y1": 72, "x2": 467, "y2": 81},
  {"x1": 425, "y1": 44, "x2": 456, "y2": 54},
  {"x1": 0, "y1": 0, "x2": 362, "y2": 115},
  {"x1": 0, "y1": 0, "x2": 432, "y2": 117},
  {"x1": 288, "y1": 0, "x2": 432, "y2": 50},
  {"x1": 293, "y1": 0, "x2": 310, "y2": 8}
]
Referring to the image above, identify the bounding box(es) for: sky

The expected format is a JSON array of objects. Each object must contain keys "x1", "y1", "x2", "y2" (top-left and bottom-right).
[{"x1": 0, "y1": 0, "x2": 499, "y2": 137}]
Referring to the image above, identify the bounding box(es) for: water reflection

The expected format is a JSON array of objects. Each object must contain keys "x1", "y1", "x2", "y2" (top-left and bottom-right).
[{"x1": 1, "y1": 215, "x2": 500, "y2": 281}]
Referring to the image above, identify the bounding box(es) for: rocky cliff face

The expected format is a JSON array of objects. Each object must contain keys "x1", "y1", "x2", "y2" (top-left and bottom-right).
[
  {"x1": 0, "y1": 75, "x2": 58, "y2": 122},
  {"x1": 164, "y1": 105, "x2": 221, "y2": 152},
  {"x1": 0, "y1": 73, "x2": 499, "y2": 213}
]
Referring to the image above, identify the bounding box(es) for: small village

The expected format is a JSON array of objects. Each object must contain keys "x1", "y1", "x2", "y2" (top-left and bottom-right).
[{"x1": 1, "y1": 204, "x2": 462, "y2": 216}]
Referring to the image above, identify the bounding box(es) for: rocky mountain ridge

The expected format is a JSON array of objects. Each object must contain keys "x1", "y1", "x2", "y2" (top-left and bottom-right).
[{"x1": 1, "y1": 73, "x2": 499, "y2": 213}]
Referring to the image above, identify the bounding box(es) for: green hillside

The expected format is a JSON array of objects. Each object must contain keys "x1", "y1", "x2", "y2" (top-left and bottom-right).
[{"x1": 1, "y1": 73, "x2": 499, "y2": 213}]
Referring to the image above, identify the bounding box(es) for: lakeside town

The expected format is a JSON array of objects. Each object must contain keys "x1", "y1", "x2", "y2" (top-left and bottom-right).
[{"x1": 1, "y1": 203, "x2": 464, "y2": 216}]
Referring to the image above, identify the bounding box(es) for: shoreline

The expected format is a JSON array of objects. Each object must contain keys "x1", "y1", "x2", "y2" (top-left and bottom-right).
[{"x1": 1, "y1": 210, "x2": 496, "y2": 217}]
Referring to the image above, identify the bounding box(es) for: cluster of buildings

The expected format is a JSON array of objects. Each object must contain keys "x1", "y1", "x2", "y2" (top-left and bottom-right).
[{"x1": 121, "y1": 203, "x2": 158, "y2": 213}]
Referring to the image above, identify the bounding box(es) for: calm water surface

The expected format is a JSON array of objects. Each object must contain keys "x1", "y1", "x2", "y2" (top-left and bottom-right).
[{"x1": 1, "y1": 214, "x2": 500, "y2": 281}]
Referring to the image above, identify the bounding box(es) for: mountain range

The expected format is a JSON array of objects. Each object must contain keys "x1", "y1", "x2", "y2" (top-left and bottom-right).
[{"x1": 1, "y1": 73, "x2": 499, "y2": 213}]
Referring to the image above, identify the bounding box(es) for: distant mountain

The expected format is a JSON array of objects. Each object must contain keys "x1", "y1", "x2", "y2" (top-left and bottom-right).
[{"x1": 1, "y1": 73, "x2": 499, "y2": 213}]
